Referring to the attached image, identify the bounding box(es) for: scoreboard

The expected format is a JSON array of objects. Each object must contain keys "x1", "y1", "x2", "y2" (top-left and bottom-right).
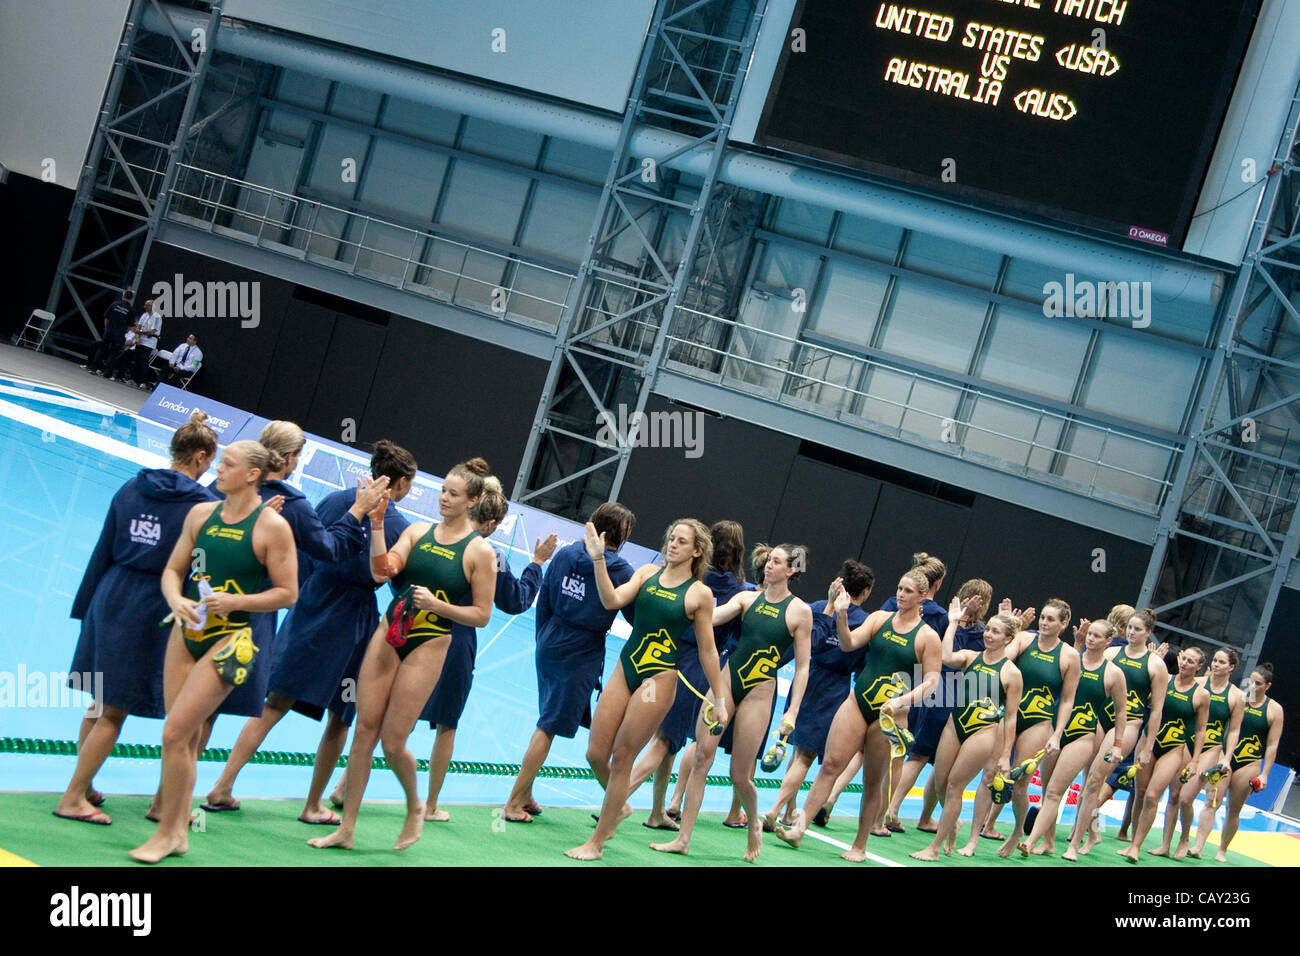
[{"x1": 755, "y1": 0, "x2": 1263, "y2": 247}]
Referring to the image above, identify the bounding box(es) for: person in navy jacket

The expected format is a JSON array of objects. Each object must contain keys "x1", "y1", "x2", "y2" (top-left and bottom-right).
[
  {"x1": 502, "y1": 502, "x2": 637, "y2": 823},
  {"x1": 54, "y1": 410, "x2": 218, "y2": 825},
  {"x1": 421, "y1": 510, "x2": 555, "y2": 821},
  {"x1": 202, "y1": 439, "x2": 408, "y2": 816}
]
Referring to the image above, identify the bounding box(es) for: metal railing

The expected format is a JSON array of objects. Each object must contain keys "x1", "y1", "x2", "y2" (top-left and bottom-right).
[
  {"x1": 663, "y1": 306, "x2": 1182, "y2": 513},
  {"x1": 166, "y1": 165, "x2": 577, "y2": 332}
]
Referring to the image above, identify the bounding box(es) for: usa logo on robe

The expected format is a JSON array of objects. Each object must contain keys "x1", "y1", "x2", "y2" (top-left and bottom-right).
[{"x1": 129, "y1": 514, "x2": 162, "y2": 546}]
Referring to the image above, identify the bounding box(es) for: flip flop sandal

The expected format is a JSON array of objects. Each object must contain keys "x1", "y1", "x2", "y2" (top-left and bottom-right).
[
  {"x1": 297, "y1": 812, "x2": 341, "y2": 826},
  {"x1": 52, "y1": 809, "x2": 111, "y2": 826}
]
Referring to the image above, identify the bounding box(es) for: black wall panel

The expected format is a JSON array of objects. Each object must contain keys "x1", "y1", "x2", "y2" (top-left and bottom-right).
[
  {"x1": 303, "y1": 312, "x2": 386, "y2": 442},
  {"x1": 1258, "y1": 588, "x2": 1298, "y2": 768},
  {"x1": 860, "y1": 484, "x2": 971, "y2": 608},
  {"x1": 618, "y1": 395, "x2": 802, "y2": 561},
  {"x1": 256, "y1": 299, "x2": 333, "y2": 424},
  {"x1": 140, "y1": 243, "x2": 294, "y2": 407},
  {"x1": 767, "y1": 456, "x2": 881, "y2": 603},
  {"x1": 958, "y1": 496, "x2": 1150, "y2": 623},
  {"x1": 358, "y1": 318, "x2": 547, "y2": 482},
  {"x1": 3, "y1": 175, "x2": 74, "y2": 339}
]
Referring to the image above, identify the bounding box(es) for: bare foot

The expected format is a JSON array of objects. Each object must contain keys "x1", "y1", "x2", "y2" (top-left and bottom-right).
[
  {"x1": 943, "y1": 832, "x2": 956, "y2": 856},
  {"x1": 650, "y1": 837, "x2": 689, "y2": 855},
  {"x1": 565, "y1": 840, "x2": 603, "y2": 860},
  {"x1": 911, "y1": 846, "x2": 940, "y2": 861},
  {"x1": 1173, "y1": 840, "x2": 1189, "y2": 860},
  {"x1": 396, "y1": 804, "x2": 425, "y2": 850},
  {"x1": 773, "y1": 811, "x2": 805, "y2": 849},
  {"x1": 1147, "y1": 846, "x2": 1169, "y2": 857},
  {"x1": 1062, "y1": 846, "x2": 1078, "y2": 861},
  {"x1": 424, "y1": 807, "x2": 451, "y2": 822},
  {"x1": 1214, "y1": 849, "x2": 1227, "y2": 862},
  {"x1": 309, "y1": 827, "x2": 354, "y2": 849},
  {"x1": 997, "y1": 835, "x2": 1020, "y2": 859},
  {"x1": 957, "y1": 844, "x2": 976, "y2": 857},
  {"x1": 1116, "y1": 831, "x2": 1131, "y2": 842},
  {"x1": 502, "y1": 805, "x2": 533, "y2": 824},
  {"x1": 1080, "y1": 830, "x2": 1101, "y2": 855},
  {"x1": 1031, "y1": 843, "x2": 1053, "y2": 856},
  {"x1": 1118, "y1": 846, "x2": 1138, "y2": 862},
  {"x1": 329, "y1": 784, "x2": 345, "y2": 809},
  {"x1": 841, "y1": 846, "x2": 867, "y2": 862},
  {"x1": 1017, "y1": 841, "x2": 1030, "y2": 858},
  {"x1": 744, "y1": 829, "x2": 762, "y2": 863},
  {"x1": 128, "y1": 834, "x2": 187, "y2": 864},
  {"x1": 1187, "y1": 846, "x2": 1202, "y2": 859}
]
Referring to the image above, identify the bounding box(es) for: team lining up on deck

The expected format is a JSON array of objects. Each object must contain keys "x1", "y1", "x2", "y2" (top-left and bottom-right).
[{"x1": 55, "y1": 412, "x2": 1286, "y2": 864}]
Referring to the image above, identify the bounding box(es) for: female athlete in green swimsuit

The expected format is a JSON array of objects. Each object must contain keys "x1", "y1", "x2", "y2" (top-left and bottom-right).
[
  {"x1": 1214, "y1": 662, "x2": 1284, "y2": 862},
  {"x1": 997, "y1": 598, "x2": 1082, "y2": 858},
  {"x1": 310, "y1": 459, "x2": 497, "y2": 853},
  {"x1": 775, "y1": 567, "x2": 942, "y2": 862},
  {"x1": 910, "y1": 599, "x2": 1022, "y2": 862},
  {"x1": 651, "y1": 543, "x2": 813, "y2": 862},
  {"x1": 1120, "y1": 645, "x2": 1209, "y2": 863},
  {"x1": 1024, "y1": 619, "x2": 1126, "y2": 858},
  {"x1": 1162, "y1": 646, "x2": 1243, "y2": 859},
  {"x1": 565, "y1": 518, "x2": 726, "y2": 861},
  {"x1": 130, "y1": 440, "x2": 299, "y2": 863}
]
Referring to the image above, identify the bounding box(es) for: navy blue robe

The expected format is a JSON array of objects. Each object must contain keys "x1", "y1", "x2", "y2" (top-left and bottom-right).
[{"x1": 68, "y1": 468, "x2": 218, "y2": 718}]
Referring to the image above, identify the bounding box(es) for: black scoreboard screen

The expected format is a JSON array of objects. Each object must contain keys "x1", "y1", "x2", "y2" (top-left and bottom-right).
[{"x1": 755, "y1": 0, "x2": 1262, "y2": 247}]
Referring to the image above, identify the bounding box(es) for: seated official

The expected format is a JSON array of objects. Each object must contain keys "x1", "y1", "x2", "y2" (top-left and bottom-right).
[{"x1": 162, "y1": 334, "x2": 203, "y2": 385}]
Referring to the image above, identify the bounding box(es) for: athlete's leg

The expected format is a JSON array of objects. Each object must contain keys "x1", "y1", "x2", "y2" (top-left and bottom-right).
[
  {"x1": 379, "y1": 638, "x2": 450, "y2": 849},
  {"x1": 1215, "y1": 763, "x2": 1258, "y2": 862},
  {"x1": 309, "y1": 624, "x2": 399, "y2": 850},
  {"x1": 302, "y1": 712, "x2": 348, "y2": 822},
  {"x1": 651, "y1": 675, "x2": 735, "y2": 854},
  {"x1": 568, "y1": 669, "x2": 677, "y2": 860},
  {"x1": 56, "y1": 705, "x2": 127, "y2": 821},
  {"x1": 504, "y1": 727, "x2": 556, "y2": 821},
  {"x1": 206, "y1": 692, "x2": 293, "y2": 806},
  {"x1": 774, "y1": 698, "x2": 867, "y2": 849},
  {"x1": 424, "y1": 725, "x2": 456, "y2": 821},
  {"x1": 998, "y1": 721, "x2": 1052, "y2": 858},
  {"x1": 1122, "y1": 746, "x2": 1184, "y2": 861}
]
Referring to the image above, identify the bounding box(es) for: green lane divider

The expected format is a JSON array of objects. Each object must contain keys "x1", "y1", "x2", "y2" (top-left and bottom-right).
[{"x1": 0, "y1": 736, "x2": 864, "y2": 793}]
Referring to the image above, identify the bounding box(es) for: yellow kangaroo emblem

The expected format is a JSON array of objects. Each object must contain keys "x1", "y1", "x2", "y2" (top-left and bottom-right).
[
  {"x1": 1155, "y1": 718, "x2": 1185, "y2": 748},
  {"x1": 736, "y1": 645, "x2": 780, "y2": 689},
  {"x1": 1236, "y1": 734, "x2": 1262, "y2": 762},
  {"x1": 412, "y1": 588, "x2": 452, "y2": 635},
  {"x1": 185, "y1": 577, "x2": 246, "y2": 640},
  {"x1": 957, "y1": 700, "x2": 997, "y2": 735},
  {"x1": 1018, "y1": 685, "x2": 1055, "y2": 719},
  {"x1": 1126, "y1": 688, "x2": 1144, "y2": 715},
  {"x1": 1065, "y1": 702, "x2": 1096, "y2": 737},
  {"x1": 630, "y1": 628, "x2": 676, "y2": 675},
  {"x1": 860, "y1": 675, "x2": 904, "y2": 710}
]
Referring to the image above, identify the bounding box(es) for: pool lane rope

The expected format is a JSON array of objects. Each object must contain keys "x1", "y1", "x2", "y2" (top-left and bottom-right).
[{"x1": 0, "y1": 736, "x2": 862, "y2": 793}]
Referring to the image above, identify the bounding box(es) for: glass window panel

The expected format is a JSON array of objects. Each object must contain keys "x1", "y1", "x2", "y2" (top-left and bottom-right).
[
  {"x1": 756, "y1": 243, "x2": 819, "y2": 292},
  {"x1": 806, "y1": 258, "x2": 888, "y2": 346},
  {"x1": 356, "y1": 140, "x2": 446, "y2": 221},
  {"x1": 507, "y1": 266, "x2": 572, "y2": 331},
  {"x1": 769, "y1": 199, "x2": 833, "y2": 244},
  {"x1": 855, "y1": 366, "x2": 913, "y2": 430},
  {"x1": 878, "y1": 281, "x2": 986, "y2": 373},
  {"x1": 542, "y1": 137, "x2": 611, "y2": 185},
  {"x1": 832, "y1": 213, "x2": 904, "y2": 263},
  {"x1": 306, "y1": 127, "x2": 370, "y2": 201},
  {"x1": 460, "y1": 116, "x2": 544, "y2": 166},
  {"x1": 410, "y1": 239, "x2": 468, "y2": 299},
  {"x1": 354, "y1": 221, "x2": 419, "y2": 282},
  {"x1": 436, "y1": 163, "x2": 530, "y2": 244},
  {"x1": 329, "y1": 84, "x2": 382, "y2": 124},
  {"x1": 902, "y1": 232, "x2": 1002, "y2": 287},
  {"x1": 976, "y1": 310, "x2": 1089, "y2": 403},
  {"x1": 1079, "y1": 335, "x2": 1199, "y2": 431},
  {"x1": 453, "y1": 250, "x2": 509, "y2": 311},
  {"x1": 899, "y1": 380, "x2": 960, "y2": 442},
  {"x1": 261, "y1": 108, "x2": 312, "y2": 143},
  {"x1": 274, "y1": 70, "x2": 330, "y2": 111},
  {"x1": 520, "y1": 182, "x2": 598, "y2": 263},
  {"x1": 379, "y1": 97, "x2": 461, "y2": 145}
]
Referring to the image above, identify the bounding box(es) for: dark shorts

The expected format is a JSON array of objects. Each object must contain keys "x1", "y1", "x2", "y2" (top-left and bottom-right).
[{"x1": 536, "y1": 646, "x2": 602, "y2": 739}]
